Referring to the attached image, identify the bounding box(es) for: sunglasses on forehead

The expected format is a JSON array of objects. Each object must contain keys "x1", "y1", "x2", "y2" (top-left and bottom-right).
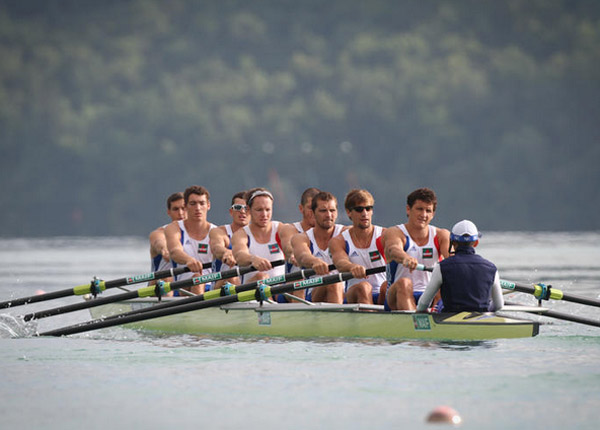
[
  {"x1": 231, "y1": 204, "x2": 248, "y2": 211},
  {"x1": 351, "y1": 205, "x2": 374, "y2": 212}
]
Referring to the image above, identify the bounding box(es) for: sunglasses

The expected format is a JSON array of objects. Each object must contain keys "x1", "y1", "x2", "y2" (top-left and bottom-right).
[
  {"x1": 231, "y1": 204, "x2": 248, "y2": 212},
  {"x1": 351, "y1": 205, "x2": 373, "y2": 213}
]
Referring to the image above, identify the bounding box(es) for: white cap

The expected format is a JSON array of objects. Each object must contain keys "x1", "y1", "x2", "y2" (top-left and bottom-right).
[{"x1": 450, "y1": 220, "x2": 481, "y2": 242}]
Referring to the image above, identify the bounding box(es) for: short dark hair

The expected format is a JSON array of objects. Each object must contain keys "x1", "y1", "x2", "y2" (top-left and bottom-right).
[
  {"x1": 300, "y1": 187, "x2": 320, "y2": 206},
  {"x1": 245, "y1": 187, "x2": 274, "y2": 207},
  {"x1": 311, "y1": 191, "x2": 337, "y2": 211},
  {"x1": 166, "y1": 192, "x2": 184, "y2": 210},
  {"x1": 407, "y1": 188, "x2": 437, "y2": 211},
  {"x1": 231, "y1": 191, "x2": 246, "y2": 205},
  {"x1": 184, "y1": 185, "x2": 210, "y2": 204}
]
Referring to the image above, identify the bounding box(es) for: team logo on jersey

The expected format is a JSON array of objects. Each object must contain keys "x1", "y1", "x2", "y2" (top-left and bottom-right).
[
  {"x1": 422, "y1": 248, "x2": 433, "y2": 259},
  {"x1": 369, "y1": 251, "x2": 382, "y2": 262},
  {"x1": 197, "y1": 243, "x2": 208, "y2": 254},
  {"x1": 268, "y1": 243, "x2": 280, "y2": 254}
]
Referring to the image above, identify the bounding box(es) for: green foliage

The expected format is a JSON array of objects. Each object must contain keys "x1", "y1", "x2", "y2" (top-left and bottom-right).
[{"x1": 0, "y1": 0, "x2": 598, "y2": 236}]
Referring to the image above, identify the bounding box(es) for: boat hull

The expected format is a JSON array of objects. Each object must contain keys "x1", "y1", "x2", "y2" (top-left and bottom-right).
[{"x1": 89, "y1": 300, "x2": 539, "y2": 341}]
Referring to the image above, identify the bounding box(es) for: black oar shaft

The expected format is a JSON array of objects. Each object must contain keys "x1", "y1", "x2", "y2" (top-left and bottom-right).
[
  {"x1": 39, "y1": 266, "x2": 383, "y2": 337},
  {"x1": 22, "y1": 261, "x2": 282, "y2": 321},
  {"x1": 0, "y1": 264, "x2": 200, "y2": 309},
  {"x1": 501, "y1": 280, "x2": 600, "y2": 309},
  {"x1": 101, "y1": 263, "x2": 329, "y2": 321}
]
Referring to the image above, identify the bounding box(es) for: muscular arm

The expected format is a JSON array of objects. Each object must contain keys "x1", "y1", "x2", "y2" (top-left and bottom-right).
[
  {"x1": 209, "y1": 227, "x2": 236, "y2": 266},
  {"x1": 231, "y1": 228, "x2": 272, "y2": 272},
  {"x1": 383, "y1": 226, "x2": 415, "y2": 268},
  {"x1": 291, "y1": 233, "x2": 330, "y2": 275},
  {"x1": 149, "y1": 226, "x2": 168, "y2": 259},
  {"x1": 436, "y1": 228, "x2": 451, "y2": 259},
  {"x1": 165, "y1": 222, "x2": 203, "y2": 273},
  {"x1": 489, "y1": 271, "x2": 504, "y2": 311},
  {"x1": 416, "y1": 264, "x2": 442, "y2": 312},
  {"x1": 278, "y1": 223, "x2": 298, "y2": 265},
  {"x1": 329, "y1": 234, "x2": 366, "y2": 279}
]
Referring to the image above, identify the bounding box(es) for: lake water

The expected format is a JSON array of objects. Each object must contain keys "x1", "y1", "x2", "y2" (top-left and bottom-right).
[{"x1": 1, "y1": 234, "x2": 599, "y2": 429}]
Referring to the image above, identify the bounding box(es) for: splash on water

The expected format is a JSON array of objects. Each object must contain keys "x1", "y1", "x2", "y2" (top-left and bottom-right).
[{"x1": 0, "y1": 314, "x2": 38, "y2": 338}]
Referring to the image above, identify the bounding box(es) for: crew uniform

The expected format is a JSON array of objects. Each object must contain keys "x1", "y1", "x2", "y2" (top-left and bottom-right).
[
  {"x1": 385, "y1": 224, "x2": 441, "y2": 309},
  {"x1": 342, "y1": 225, "x2": 386, "y2": 303},
  {"x1": 241, "y1": 221, "x2": 285, "y2": 282},
  {"x1": 173, "y1": 219, "x2": 217, "y2": 284},
  {"x1": 304, "y1": 224, "x2": 345, "y2": 301}
]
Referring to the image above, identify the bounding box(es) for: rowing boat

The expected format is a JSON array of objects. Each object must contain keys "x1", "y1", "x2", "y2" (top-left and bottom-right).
[{"x1": 88, "y1": 298, "x2": 540, "y2": 341}]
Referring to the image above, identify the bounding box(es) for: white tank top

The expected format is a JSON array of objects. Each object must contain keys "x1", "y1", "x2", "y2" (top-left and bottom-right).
[
  {"x1": 242, "y1": 221, "x2": 285, "y2": 281},
  {"x1": 387, "y1": 224, "x2": 439, "y2": 292},
  {"x1": 305, "y1": 224, "x2": 345, "y2": 266},
  {"x1": 342, "y1": 225, "x2": 385, "y2": 293},
  {"x1": 174, "y1": 220, "x2": 216, "y2": 281}
]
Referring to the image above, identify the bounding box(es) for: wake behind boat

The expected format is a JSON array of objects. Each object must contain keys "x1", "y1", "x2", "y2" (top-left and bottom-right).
[{"x1": 87, "y1": 297, "x2": 540, "y2": 341}]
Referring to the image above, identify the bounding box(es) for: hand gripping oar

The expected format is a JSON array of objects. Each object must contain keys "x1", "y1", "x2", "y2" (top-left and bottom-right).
[
  {"x1": 20, "y1": 260, "x2": 283, "y2": 322},
  {"x1": 501, "y1": 280, "x2": 600, "y2": 309},
  {"x1": 0, "y1": 263, "x2": 209, "y2": 309},
  {"x1": 38, "y1": 266, "x2": 385, "y2": 337},
  {"x1": 99, "y1": 263, "x2": 335, "y2": 322}
]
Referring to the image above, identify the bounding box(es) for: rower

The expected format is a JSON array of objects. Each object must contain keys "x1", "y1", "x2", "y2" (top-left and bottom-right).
[
  {"x1": 291, "y1": 191, "x2": 347, "y2": 303},
  {"x1": 329, "y1": 189, "x2": 387, "y2": 305},
  {"x1": 165, "y1": 186, "x2": 217, "y2": 295},
  {"x1": 278, "y1": 187, "x2": 320, "y2": 301},
  {"x1": 231, "y1": 187, "x2": 289, "y2": 284},
  {"x1": 383, "y1": 187, "x2": 450, "y2": 311},
  {"x1": 416, "y1": 220, "x2": 504, "y2": 312},
  {"x1": 209, "y1": 191, "x2": 249, "y2": 289},
  {"x1": 147, "y1": 192, "x2": 186, "y2": 288}
]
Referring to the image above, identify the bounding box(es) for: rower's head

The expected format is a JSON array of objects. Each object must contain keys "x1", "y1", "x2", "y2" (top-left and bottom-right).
[
  {"x1": 183, "y1": 185, "x2": 211, "y2": 219},
  {"x1": 245, "y1": 187, "x2": 274, "y2": 227},
  {"x1": 229, "y1": 191, "x2": 249, "y2": 227},
  {"x1": 406, "y1": 188, "x2": 437, "y2": 226},
  {"x1": 450, "y1": 219, "x2": 481, "y2": 248},
  {"x1": 344, "y1": 189, "x2": 374, "y2": 228},
  {"x1": 311, "y1": 191, "x2": 338, "y2": 230},
  {"x1": 166, "y1": 192, "x2": 186, "y2": 221},
  {"x1": 299, "y1": 187, "x2": 320, "y2": 227}
]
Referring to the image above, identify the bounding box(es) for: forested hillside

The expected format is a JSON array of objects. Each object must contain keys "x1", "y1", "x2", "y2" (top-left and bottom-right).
[{"x1": 1, "y1": 0, "x2": 598, "y2": 236}]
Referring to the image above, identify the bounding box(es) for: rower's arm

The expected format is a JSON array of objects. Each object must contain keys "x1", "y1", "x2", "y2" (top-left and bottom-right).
[
  {"x1": 330, "y1": 235, "x2": 366, "y2": 278},
  {"x1": 383, "y1": 227, "x2": 409, "y2": 263},
  {"x1": 165, "y1": 222, "x2": 190, "y2": 265},
  {"x1": 489, "y1": 271, "x2": 504, "y2": 311},
  {"x1": 416, "y1": 264, "x2": 442, "y2": 312},
  {"x1": 209, "y1": 227, "x2": 229, "y2": 260},
  {"x1": 278, "y1": 223, "x2": 297, "y2": 263},
  {"x1": 149, "y1": 226, "x2": 168, "y2": 258}
]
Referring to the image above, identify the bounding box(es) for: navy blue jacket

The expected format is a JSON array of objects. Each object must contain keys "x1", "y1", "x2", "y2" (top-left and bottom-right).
[{"x1": 439, "y1": 247, "x2": 497, "y2": 312}]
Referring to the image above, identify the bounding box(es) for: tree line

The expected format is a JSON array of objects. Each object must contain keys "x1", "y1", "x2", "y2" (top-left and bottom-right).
[{"x1": 0, "y1": 0, "x2": 598, "y2": 236}]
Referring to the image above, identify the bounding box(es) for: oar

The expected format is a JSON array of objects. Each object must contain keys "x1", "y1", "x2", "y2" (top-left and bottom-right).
[
  {"x1": 38, "y1": 266, "x2": 385, "y2": 337},
  {"x1": 501, "y1": 280, "x2": 600, "y2": 309},
  {"x1": 99, "y1": 263, "x2": 335, "y2": 321},
  {"x1": 20, "y1": 260, "x2": 284, "y2": 321},
  {"x1": 504, "y1": 301, "x2": 600, "y2": 328},
  {"x1": 0, "y1": 263, "x2": 209, "y2": 309}
]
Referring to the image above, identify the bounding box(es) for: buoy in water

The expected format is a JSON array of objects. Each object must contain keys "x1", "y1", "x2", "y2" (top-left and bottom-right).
[
  {"x1": 35, "y1": 289, "x2": 46, "y2": 295},
  {"x1": 426, "y1": 405, "x2": 462, "y2": 425}
]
